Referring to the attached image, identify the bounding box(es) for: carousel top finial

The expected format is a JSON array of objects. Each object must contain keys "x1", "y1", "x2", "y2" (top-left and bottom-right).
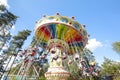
[
  {"x1": 71, "y1": 16, "x2": 75, "y2": 19},
  {"x1": 43, "y1": 15, "x2": 46, "y2": 17},
  {"x1": 56, "y1": 12, "x2": 60, "y2": 15}
]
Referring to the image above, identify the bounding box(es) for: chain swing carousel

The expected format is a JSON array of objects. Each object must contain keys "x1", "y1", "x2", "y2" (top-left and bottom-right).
[{"x1": 34, "y1": 13, "x2": 88, "y2": 80}]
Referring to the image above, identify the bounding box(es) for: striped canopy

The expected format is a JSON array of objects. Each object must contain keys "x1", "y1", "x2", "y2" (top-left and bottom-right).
[{"x1": 34, "y1": 15, "x2": 88, "y2": 54}]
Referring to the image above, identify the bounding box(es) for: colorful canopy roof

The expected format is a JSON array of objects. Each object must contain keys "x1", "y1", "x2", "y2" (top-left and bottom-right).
[{"x1": 34, "y1": 14, "x2": 88, "y2": 54}]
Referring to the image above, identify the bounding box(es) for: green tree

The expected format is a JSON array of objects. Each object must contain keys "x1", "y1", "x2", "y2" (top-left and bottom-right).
[
  {"x1": 2, "y1": 30, "x2": 31, "y2": 80},
  {"x1": 0, "y1": 5, "x2": 17, "y2": 79},
  {"x1": 6, "y1": 29, "x2": 31, "y2": 55},
  {"x1": 101, "y1": 57, "x2": 120, "y2": 80},
  {"x1": 112, "y1": 42, "x2": 120, "y2": 55},
  {"x1": 0, "y1": 5, "x2": 17, "y2": 52},
  {"x1": 0, "y1": 5, "x2": 17, "y2": 25},
  {"x1": 30, "y1": 36, "x2": 38, "y2": 47}
]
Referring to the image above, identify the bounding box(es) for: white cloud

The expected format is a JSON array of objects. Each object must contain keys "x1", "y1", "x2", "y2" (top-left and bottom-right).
[
  {"x1": 103, "y1": 40, "x2": 111, "y2": 47},
  {"x1": 0, "y1": 0, "x2": 9, "y2": 8},
  {"x1": 86, "y1": 38, "x2": 103, "y2": 51}
]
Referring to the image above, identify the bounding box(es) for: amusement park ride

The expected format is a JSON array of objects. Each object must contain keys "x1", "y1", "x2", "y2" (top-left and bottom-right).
[
  {"x1": 34, "y1": 13, "x2": 88, "y2": 80},
  {"x1": 0, "y1": 13, "x2": 100, "y2": 80}
]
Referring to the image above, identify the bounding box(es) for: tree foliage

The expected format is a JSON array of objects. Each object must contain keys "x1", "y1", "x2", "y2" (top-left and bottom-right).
[
  {"x1": 30, "y1": 36, "x2": 38, "y2": 47},
  {"x1": 5, "y1": 29, "x2": 31, "y2": 55},
  {"x1": 0, "y1": 5, "x2": 17, "y2": 52},
  {"x1": 101, "y1": 57, "x2": 120, "y2": 80},
  {"x1": 0, "y1": 5, "x2": 17, "y2": 26},
  {"x1": 1, "y1": 30, "x2": 31, "y2": 79},
  {"x1": 112, "y1": 42, "x2": 120, "y2": 55}
]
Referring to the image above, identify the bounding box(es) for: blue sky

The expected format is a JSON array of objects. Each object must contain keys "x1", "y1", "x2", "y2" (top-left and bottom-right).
[{"x1": 1, "y1": 0, "x2": 120, "y2": 65}]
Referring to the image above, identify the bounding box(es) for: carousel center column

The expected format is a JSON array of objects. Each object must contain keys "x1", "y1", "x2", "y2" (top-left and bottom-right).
[{"x1": 45, "y1": 39, "x2": 70, "y2": 80}]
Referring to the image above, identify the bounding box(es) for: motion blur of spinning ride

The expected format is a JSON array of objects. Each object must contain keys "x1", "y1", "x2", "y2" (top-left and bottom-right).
[
  {"x1": 34, "y1": 13, "x2": 91, "y2": 80},
  {"x1": 1, "y1": 47, "x2": 46, "y2": 80},
  {"x1": 3, "y1": 46, "x2": 48, "y2": 80}
]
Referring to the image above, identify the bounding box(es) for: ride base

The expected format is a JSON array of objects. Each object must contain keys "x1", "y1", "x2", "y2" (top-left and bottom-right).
[{"x1": 45, "y1": 67, "x2": 70, "y2": 80}]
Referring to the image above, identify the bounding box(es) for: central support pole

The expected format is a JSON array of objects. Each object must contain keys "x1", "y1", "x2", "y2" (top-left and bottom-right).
[{"x1": 45, "y1": 39, "x2": 70, "y2": 80}]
